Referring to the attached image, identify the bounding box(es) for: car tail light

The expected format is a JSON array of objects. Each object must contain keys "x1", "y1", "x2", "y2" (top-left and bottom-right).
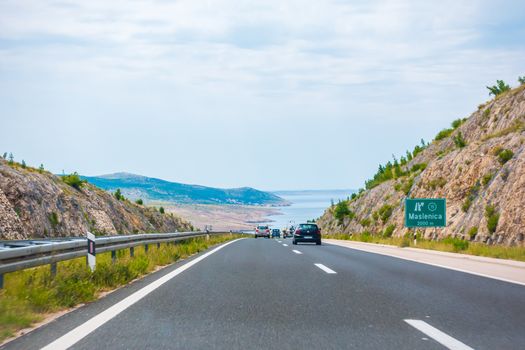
[
  {"x1": 256, "y1": 228, "x2": 259, "y2": 232},
  {"x1": 295, "y1": 229, "x2": 301, "y2": 235},
  {"x1": 266, "y1": 229, "x2": 270, "y2": 233}
]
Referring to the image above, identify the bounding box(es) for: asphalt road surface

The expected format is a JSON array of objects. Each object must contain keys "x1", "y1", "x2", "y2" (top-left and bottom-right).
[{"x1": 4, "y1": 237, "x2": 525, "y2": 350}]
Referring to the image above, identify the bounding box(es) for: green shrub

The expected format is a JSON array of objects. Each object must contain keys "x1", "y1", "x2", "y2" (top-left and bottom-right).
[
  {"x1": 486, "y1": 80, "x2": 510, "y2": 96},
  {"x1": 481, "y1": 173, "x2": 493, "y2": 186},
  {"x1": 485, "y1": 205, "x2": 499, "y2": 234},
  {"x1": 378, "y1": 204, "x2": 394, "y2": 223},
  {"x1": 443, "y1": 237, "x2": 469, "y2": 252},
  {"x1": 21, "y1": 160, "x2": 26, "y2": 169},
  {"x1": 468, "y1": 227, "x2": 478, "y2": 240},
  {"x1": 38, "y1": 164, "x2": 44, "y2": 173},
  {"x1": 434, "y1": 128, "x2": 453, "y2": 141},
  {"x1": 453, "y1": 132, "x2": 467, "y2": 148},
  {"x1": 360, "y1": 218, "x2": 371, "y2": 227},
  {"x1": 426, "y1": 177, "x2": 447, "y2": 190},
  {"x1": 383, "y1": 224, "x2": 395, "y2": 238},
  {"x1": 451, "y1": 118, "x2": 465, "y2": 129},
  {"x1": 114, "y1": 189, "x2": 123, "y2": 201},
  {"x1": 62, "y1": 172, "x2": 86, "y2": 190},
  {"x1": 48, "y1": 212, "x2": 59, "y2": 229},
  {"x1": 462, "y1": 182, "x2": 481, "y2": 212},
  {"x1": 402, "y1": 178, "x2": 414, "y2": 195},
  {"x1": 399, "y1": 237, "x2": 411, "y2": 247},
  {"x1": 334, "y1": 201, "x2": 351, "y2": 224},
  {"x1": 410, "y1": 163, "x2": 427, "y2": 172},
  {"x1": 159, "y1": 207, "x2": 165, "y2": 214},
  {"x1": 360, "y1": 231, "x2": 372, "y2": 242},
  {"x1": 498, "y1": 149, "x2": 514, "y2": 164},
  {"x1": 135, "y1": 199, "x2": 143, "y2": 205},
  {"x1": 519, "y1": 76, "x2": 525, "y2": 85}
]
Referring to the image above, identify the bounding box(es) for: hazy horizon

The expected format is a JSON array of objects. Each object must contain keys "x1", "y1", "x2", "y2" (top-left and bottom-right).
[{"x1": 1, "y1": 1, "x2": 524, "y2": 191}]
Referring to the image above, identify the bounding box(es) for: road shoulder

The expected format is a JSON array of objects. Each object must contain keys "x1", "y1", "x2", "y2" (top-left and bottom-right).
[{"x1": 324, "y1": 239, "x2": 525, "y2": 286}]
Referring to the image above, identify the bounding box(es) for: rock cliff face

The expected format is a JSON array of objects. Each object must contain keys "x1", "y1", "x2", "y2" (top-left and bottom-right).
[
  {"x1": 318, "y1": 85, "x2": 525, "y2": 246},
  {"x1": 0, "y1": 162, "x2": 193, "y2": 240}
]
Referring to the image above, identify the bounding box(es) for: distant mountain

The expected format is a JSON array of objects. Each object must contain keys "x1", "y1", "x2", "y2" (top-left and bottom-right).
[{"x1": 81, "y1": 172, "x2": 288, "y2": 206}]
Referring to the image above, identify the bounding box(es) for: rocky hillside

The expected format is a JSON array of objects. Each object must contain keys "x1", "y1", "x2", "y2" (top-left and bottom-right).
[
  {"x1": 318, "y1": 84, "x2": 525, "y2": 246},
  {"x1": 0, "y1": 161, "x2": 193, "y2": 240}
]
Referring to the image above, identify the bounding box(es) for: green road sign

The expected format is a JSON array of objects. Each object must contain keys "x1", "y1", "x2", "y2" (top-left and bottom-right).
[{"x1": 405, "y1": 198, "x2": 446, "y2": 228}]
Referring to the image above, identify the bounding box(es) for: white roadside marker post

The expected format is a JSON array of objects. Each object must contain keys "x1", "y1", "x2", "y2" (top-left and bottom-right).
[{"x1": 87, "y1": 231, "x2": 96, "y2": 272}]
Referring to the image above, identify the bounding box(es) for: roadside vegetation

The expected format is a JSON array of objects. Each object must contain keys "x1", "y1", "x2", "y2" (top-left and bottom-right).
[
  {"x1": 328, "y1": 233, "x2": 525, "y2": 262},
  {"x1": 0, "y1": 234, "x2": 239, "y2": 342}
]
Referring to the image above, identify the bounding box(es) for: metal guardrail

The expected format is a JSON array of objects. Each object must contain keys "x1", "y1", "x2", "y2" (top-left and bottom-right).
[{"x1": 0, "y1": 231, "x2": 234, "y2": 288}]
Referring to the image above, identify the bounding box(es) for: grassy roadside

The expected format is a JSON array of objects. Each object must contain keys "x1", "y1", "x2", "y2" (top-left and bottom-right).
[
  {"x1": 0, "y1": 234, "x2": 241, "y2": 342},
  {"x1": 328, "y1": 233, "x2": 525, "y2": 262}
]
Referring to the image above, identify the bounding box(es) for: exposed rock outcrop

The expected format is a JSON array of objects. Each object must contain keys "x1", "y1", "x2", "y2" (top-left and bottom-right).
[
  {"x1": 319, "y1": 85, "x2": 525, "y2": 246},
  {"x1": 0, "y1": 162, "x2": 193, "y2": 239}
]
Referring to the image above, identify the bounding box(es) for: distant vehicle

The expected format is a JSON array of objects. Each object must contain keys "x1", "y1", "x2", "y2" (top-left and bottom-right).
[
  {"x1": 282, "y1": 229, "x2": 292, "y2": 238},
  {"x1": 255, "y1": 225, "x2": 270, "y2": 238},
  {"x1": 292, "y1": 223, "x2": 321, "y2": 245},
  {"x1": 271, "y1": 228, "x2": 281, "y2": 238}
]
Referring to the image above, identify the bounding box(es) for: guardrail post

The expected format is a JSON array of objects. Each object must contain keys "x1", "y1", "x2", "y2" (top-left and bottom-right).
[
  {"x1": 0, "y1": 274, "x2": 3, "y2": 289},
  {"x1": 87, "y1": 232, "x2": 96, "y2": 272},
  {"x1": 144, "y1": 244, "x2": 148, "y2": 254},
  {"x1": 157, "y1": 242, "x2": 160, "y2": 249},
  {"x1": 50, "y1": 262, "x2": 57, "y2": 277},
  {"x1": 111, "y1": 250, "x2": 116, "y2": 263},
  {"x1": 130, "y1": 247, "x2": 134, "y2": 257}
]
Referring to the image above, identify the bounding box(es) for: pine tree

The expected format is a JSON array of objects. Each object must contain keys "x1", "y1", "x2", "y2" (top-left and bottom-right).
[
  {"x1": 8, "y1": 153, "x2": 14, "y2": 164},
  {"x1": 39, "y1": 164, "x2": 45, "y2": 173},
  {"x1": 21, "y1": 160, "x2": 26, "y2": 168}
]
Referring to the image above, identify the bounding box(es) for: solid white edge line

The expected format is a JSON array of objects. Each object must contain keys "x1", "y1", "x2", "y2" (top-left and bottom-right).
[
  {"x1": 314, "y1": 263, "x2": 337, "y2": 274},
  {"x1": 326, "y1": 241, "x2": 525, "y2": 287},
  {"x1": 292, "y1": 250, "x2": 302, "y2": 255},
  {"x1": 404, "y1": 319, "x2": 474, "y2": 350},
  {"x1": 40, "y1": 238, "x2": 244, "y2": 350}
]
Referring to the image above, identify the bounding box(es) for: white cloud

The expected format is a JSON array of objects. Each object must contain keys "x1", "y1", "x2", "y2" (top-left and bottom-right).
[{"x1": 0, "y1": 0, "x2": 524, "y2": 188}]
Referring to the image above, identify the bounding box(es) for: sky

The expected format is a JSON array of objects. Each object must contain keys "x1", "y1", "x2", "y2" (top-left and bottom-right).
[{"x1": 1, "y1": 0, "x2": 524, "y2": 191}]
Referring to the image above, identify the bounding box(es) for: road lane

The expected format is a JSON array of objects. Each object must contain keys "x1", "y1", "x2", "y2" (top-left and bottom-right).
[
  {"x1": 69, "y1": 238, "x2": 437, "y2": 349},
  {"x1": 4, "y1": 237, "x2": 523, "y2": 349},
  {"x1": 295, "y1": 241, "x2": 525, "y2": 349}
]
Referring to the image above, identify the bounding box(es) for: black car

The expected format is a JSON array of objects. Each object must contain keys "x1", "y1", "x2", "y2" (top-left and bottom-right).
[
  {"x1": 271, "y1": 229, "x2": 281, "y2": 238},
  {"x1": 292, "y1": 223, "x2": 321, "y2": 245}
]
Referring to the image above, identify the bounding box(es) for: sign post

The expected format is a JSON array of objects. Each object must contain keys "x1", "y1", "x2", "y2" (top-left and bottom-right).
[
  {"x1": 87, "y1": 231, "x2": 96, "y2": 272},
  {"x1": 405, "y1": 199, "x2": 446, "y2": 244}
]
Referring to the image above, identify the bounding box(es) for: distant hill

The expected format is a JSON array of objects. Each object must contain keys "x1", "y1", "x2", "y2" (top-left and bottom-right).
[{"x1": 81, "y1": 172, "x2": 288, "y2": 206}]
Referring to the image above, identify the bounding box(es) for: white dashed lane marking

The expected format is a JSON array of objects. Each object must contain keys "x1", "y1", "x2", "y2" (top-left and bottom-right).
[{"x1": 314, "y1": 263, "x2": 337, "y2": 274}]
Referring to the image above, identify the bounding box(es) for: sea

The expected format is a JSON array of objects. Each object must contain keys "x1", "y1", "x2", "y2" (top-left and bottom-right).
[{"x1": 262, "y1": 189, "x2": 356, "y2": 229}]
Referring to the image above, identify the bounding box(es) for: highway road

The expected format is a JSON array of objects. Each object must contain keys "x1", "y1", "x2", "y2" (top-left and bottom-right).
[{"x1": 3, "y1": 237, "x2": 525, "y2": 349}]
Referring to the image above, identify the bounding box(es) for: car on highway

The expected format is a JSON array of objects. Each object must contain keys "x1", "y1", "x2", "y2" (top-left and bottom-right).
[
  {"x1": 271, "y1": 228, "x2": 281, "y2": 238},
  {"x1": 254, "y1": 225, "x2": 270, "y2": 238},
  {"x1": 292, "y1": 223, "x2": 321, "y2": 245}
]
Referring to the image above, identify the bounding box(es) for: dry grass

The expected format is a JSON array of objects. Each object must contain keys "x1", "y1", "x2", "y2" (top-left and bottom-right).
[
  {"x1": 0, "y1": 234, "x2": 240, "y2": 342},
  {"x1": 328, "y1": 233, "x2": 525, "y2": 262}
]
